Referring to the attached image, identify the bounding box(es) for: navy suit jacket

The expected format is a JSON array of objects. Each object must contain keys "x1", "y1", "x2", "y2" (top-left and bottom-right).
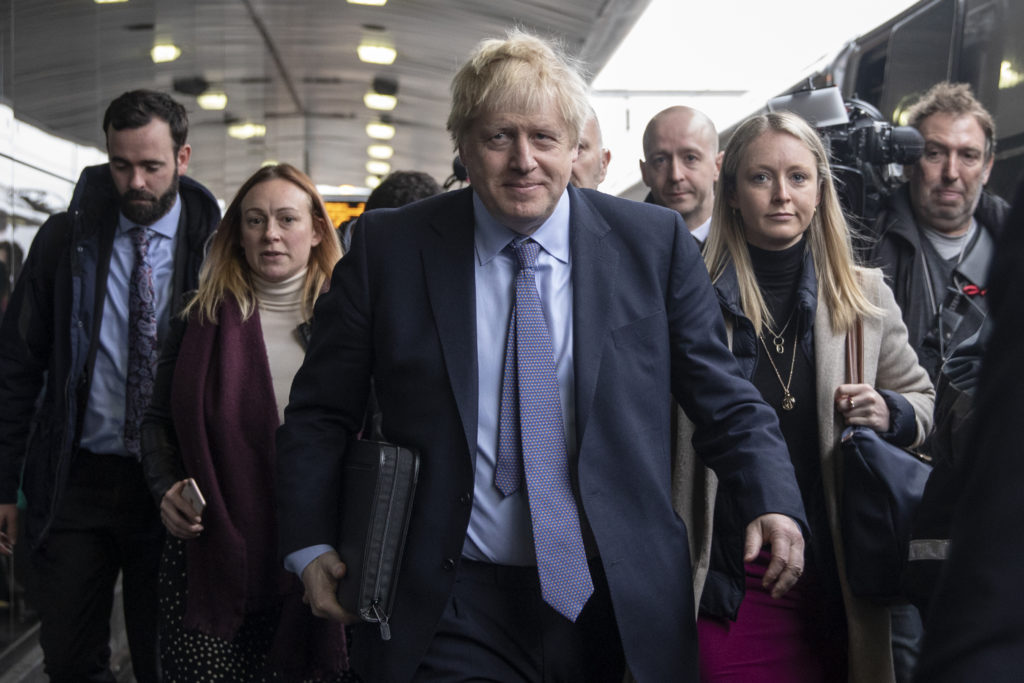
[{"x1": 277, "y1": 185, "x2": 805, "y2": 682}]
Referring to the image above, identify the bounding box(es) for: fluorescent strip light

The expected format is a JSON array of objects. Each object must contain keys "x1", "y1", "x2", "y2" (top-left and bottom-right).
[
  {"x1": 348, "y1": 0, "x2": 387, "y2": 5},
  {"x1": 364, "y1": 92, "x2": 397, "y2": 111},
  {"x1": 227, "y1": 123, "x2": 267, "y2": 140},
  {"x1": 367, "y1": 144, "x2": 394, "y2": 160},
  {"x1": 366, "y1": 160, "x2": 391, "y2": 175},
  {"x1": 318, "y1": 184, "x2": 363, "y2": 196},
  {"x1": 366, "y1": 176, "x2": 382, "y2": 189},
  {"x1": 366, "y1": 122, "x2": 395, "y2": 140},
  {"x1": 196, "y1": 92, "x2": 228, "y2": 110},
  {"x1": 150, "y1": 44, "x2": 181, "y2": 64},
  {"x1": 357, "y1": 44, "x2": 397, "y2": 65}
]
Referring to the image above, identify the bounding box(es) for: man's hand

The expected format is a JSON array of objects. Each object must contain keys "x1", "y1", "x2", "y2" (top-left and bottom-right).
[
  {"x1": 159, "y1": 480, "x2": 204, "y2": 540},
  {"x1": 0, "y1": 504, "x2": 17, "y2": 555},
  {"x1": 744, "y1": 513, "x2": 805, "y2": 599},
  {"x1": 300, "y1": 550, "x2": 360, "y2": 625}
]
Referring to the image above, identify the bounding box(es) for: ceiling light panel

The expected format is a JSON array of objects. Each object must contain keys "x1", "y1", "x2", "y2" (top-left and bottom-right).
[
  {"x1": 364, "y1": 92, "x2": 397, "y2": 111},
  {"x1": 366, "y1": 121, "x2": 395, "y2": 140},
  {"x1": 228, "y1": 123, "x2": 267, "y2": 140},
  {"x1": 357, "y1": 43, "x2": 397, "y2": 65},
  {"x1": 151, "y1": 44, "x2": 182, "y2": 63},
  {"x1": 367, "y1": 144, "x2": 394, "y2": 160},
  {"x1": 196, "y1": 92, "x2": 228, "y2": 110}
]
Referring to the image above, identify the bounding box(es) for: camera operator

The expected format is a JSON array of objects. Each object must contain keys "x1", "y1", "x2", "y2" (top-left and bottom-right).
[
  {"x1": 864, "y1": 81, "x2": 1010, "y2": 683},
  {"x1": 866, "y1": 82, "x2": 1009, "y2": 384}
]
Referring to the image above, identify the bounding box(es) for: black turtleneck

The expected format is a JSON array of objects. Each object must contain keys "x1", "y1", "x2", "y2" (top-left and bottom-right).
[
  {"x1": 748, "y1": 237, "x2": 805, "y2": 328},
  {"x1": 745, "y1": 236, "x2": 813, "y2": 437}
]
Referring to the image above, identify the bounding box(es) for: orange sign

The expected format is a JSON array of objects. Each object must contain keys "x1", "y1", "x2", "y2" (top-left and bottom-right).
[{"x1": 325, "y1": 201, "x2": 365, "y2": 228}]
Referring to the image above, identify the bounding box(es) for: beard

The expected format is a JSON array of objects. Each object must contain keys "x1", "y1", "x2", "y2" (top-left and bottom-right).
[{"x1": 119, "y1": 171, "x2": 180, "y2": 225}]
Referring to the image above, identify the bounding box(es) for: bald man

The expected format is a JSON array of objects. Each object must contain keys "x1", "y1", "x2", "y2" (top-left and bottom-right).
[
  {"x1": 571, "y1": 111, "x2": 611, "y2": 190},
  {"x1": 640, "y1": 106, "x2": 723, "y2": 245}
]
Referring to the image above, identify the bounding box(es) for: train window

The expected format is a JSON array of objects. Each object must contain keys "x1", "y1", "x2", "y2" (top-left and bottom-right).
[
  {"x1": 848, "y1": 38, "x2": 889, "y2": 111},
  {"x1": 880, "y1": 0, "x2": 958, "y2": 122},
  {"x1": 962, "y1": 0, "x2": 1024, "y2": 198},
  {"x1": 960, "y1": 1, "x2": 999, "y2": 97}
]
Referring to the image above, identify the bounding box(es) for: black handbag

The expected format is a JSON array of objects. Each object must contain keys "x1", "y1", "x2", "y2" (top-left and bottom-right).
[{"x1": 840, "y1": 318, "x2": 931, "y2": 602}]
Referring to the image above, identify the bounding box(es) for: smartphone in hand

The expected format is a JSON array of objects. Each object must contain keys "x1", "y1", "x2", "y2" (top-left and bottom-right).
[{"x1": 181, "y1": 477, "x2": 206, "y2": 517}]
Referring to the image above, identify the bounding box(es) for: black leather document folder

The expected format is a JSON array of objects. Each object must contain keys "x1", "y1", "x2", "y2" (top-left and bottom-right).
[{"x1": 336, "y1": 439, "x2": 419, "y2": 641}]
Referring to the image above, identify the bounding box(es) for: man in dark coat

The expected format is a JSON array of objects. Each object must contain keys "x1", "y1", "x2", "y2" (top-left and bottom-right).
[
  {"x1": 277, "y1": 30, "x2": 806, "y2": 682},
  {"x1": 913, "y1": 181, "x2": 1024, "y2": 682},
  {"x1": 0, "y1": 90, "x2": 220, "y2": 682},
  {"x1": 865, "y1": 81, "x2": 1010, "y2": 681},
  {"x1": 866, "y1": 82, "x2": 1009, "y2": 383}
]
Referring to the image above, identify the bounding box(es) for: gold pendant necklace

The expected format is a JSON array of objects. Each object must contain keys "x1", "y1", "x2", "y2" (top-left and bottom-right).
[
  {"x1": 762, "y1": 310, "x2": 795, "y2": 355},
  {"x1": 759, "y1": 324, "x2": 798, "y2": 411}
]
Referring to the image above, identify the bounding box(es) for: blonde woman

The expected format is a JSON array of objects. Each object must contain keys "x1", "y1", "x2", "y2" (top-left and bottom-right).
[
  {"x1": 140, "y1": 164, "x2": 351, "y2": 680},
  {"x1": 678, "y1": 111, "x2": 934, "y2": 682}
]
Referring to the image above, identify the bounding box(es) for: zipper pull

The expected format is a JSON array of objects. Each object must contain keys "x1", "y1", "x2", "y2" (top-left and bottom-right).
[{"x1": 370, "y1": 600, "x2": 391, "y2": 641}]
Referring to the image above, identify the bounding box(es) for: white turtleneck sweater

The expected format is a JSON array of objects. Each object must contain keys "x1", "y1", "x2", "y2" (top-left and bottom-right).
[{"x1": 251, "y1": 269, "x2": 308, "y2": 424}]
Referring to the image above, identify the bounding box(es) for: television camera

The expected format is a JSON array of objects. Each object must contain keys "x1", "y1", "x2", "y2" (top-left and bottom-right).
[{"x1": 768, "y1": 86, "x2": 924, "y2": 226}]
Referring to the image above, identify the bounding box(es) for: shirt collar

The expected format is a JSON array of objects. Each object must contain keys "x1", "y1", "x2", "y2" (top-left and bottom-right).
[
  {"x1": 118, "y1": 192, "x2": 182, "y2": 239},
  {"x1": 473, "y1": 189, "x2": 571, "y2": 266},
  {"x1": 691, "y1": 216, "x2": 711, "y2": 243}
]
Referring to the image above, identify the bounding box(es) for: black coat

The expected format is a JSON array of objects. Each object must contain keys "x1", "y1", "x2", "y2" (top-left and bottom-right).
[
  {"x1": 915, "y1": 180, "x2": 1024, "y2": 682},
  {"x1": 865, "y1": 185, "x2": 1009, "y2": 381},
  {"x1": 0, "y1": 164, "x2": 219, "y2": 548}
]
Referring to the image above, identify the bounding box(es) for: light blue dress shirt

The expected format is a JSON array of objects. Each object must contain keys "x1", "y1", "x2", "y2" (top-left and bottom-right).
[
  {"x1": 285, "y1": 189, "x2": 576, "y2": 576},
  {"x1": 79, "y1": 195, "x2": 181, "y2": 457},
  {"x1": 462, "y1": 190, "x2": 575, "y2": 565}
]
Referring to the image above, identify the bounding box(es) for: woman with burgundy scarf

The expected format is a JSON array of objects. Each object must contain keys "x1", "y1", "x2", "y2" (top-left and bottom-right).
[
  {"x1": 140, "y1": 163, "x2": 350, "y2": 680},
  {"x1": 672, "y1": 112, "x2": 934, "y2": 683}
]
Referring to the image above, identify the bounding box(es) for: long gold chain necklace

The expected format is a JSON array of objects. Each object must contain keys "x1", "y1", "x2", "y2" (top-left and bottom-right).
[
  {"x1": 759, "y1": 322, "x2": 798, "y2": 411},
  {"x1": 762, "y1": 309, "x2": 795, "y2": 355}
]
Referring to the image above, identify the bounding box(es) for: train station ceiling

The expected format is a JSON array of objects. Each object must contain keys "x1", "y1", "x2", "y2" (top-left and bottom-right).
[{"x1": 0, "y1": 0, "x2": 650, "y2": 201}]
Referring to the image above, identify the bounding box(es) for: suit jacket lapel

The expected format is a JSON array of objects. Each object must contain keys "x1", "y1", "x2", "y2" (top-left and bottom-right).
[
  {"x1": 422, "y1": 190, "x2": 479, "y2": 458},
  {"x1": 569, "y1": 188, "x2": 618, "y2": 444}
]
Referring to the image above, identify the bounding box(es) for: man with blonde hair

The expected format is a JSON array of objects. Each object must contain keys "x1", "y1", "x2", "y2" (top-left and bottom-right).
[{"x1": 277, "y1": 30, "x2": 806, "y2": 682}]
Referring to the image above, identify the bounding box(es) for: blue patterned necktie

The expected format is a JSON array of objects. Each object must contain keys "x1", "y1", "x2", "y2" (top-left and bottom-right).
[
  {"x1": 495, "y1": 238, "x2": 594, "y2": 622},
  {"x1": 124, "y1": 226, "x2": 158, "y2": 459}
]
